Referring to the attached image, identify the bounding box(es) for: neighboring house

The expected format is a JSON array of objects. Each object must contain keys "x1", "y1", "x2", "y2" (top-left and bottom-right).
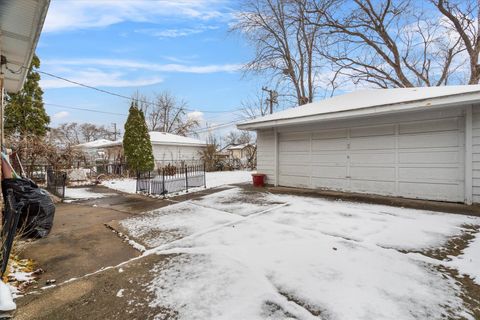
[
  {"x1": 224, "y1": 143, "x2": 256, "y2": 169},
  {"x1": 148, "y1": 132, "x2": 207, "y2": 167},
  {"x1": 73, "y1": 139, "x2": 123, "y2": 166},
  {"x1": 238, "y1": 85, "x2": 480, "y2": 205},
  {"x1": 76, "y1": 132, "x2": 207, "y2": 169},
  {"x1": 226, "y1": 143, "x2": 255, "y2": 161}
]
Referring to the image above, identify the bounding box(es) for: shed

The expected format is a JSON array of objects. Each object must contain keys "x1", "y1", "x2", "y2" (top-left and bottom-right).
[{"x1": 238, "y1": 85, "x2": 480, "y2": 204}]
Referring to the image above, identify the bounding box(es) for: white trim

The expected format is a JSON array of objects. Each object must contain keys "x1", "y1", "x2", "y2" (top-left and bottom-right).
[
  {"x1": 238, "y1": 92, "x2": 480, "y2": 130},
  {"x1": 274, "y1": 127, "x2": 279, "y2": 187},
  {"x1": 465, "y1": 105, "x2": 473, "y2": 204}
]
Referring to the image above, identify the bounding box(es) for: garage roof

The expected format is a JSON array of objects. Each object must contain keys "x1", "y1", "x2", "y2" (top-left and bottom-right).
[
  {"x1": 238, "y1": 85, "x2": 480, "y2": 130},
  {"x1": 149, "y1": 132, "x2": 207, "y2": 147},
  {"x1": 79, "y1": 132, "x2": 207, "y2": 149},
  {"x1": 0, "y1": 0, "x2": 50, "y2": 93}
]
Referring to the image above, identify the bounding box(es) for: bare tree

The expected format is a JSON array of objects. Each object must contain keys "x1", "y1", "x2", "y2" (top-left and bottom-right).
[
  {"x1": 241, "y1": 90, "x2": 271, "y2": 119},
  {"x1": 51, "y1": 122, "x2": 114, "y2": 146},
  {"x1": 432, "y1": 0, "x2": 480, "y2": 84},
  {"x1": 232, "y1": 0, "x2": 323, "y2": 105},
  {"x1": 224, "y1": 131, "x2": 240, "y2": 146},
  {"x1": 304, "y1": 0, "x2": 472, "y2": 88},
  {"x1": 136, "y1": 91, "x2": 200, "y2": 136}
]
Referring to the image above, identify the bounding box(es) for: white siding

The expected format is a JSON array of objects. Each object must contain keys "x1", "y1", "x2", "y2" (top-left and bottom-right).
[
  {"x1": 152, "y1": 145, "x2": 204, "y2": 164},
  {"x1": 256, "y1": 129, "x2": 276, "y2": 185},
  {"x1": 471, "y1": 104, "x2": 480, "y2": 202},
  {"x1": 271, "y1": 107, "x2": 466, "y2": 202}
]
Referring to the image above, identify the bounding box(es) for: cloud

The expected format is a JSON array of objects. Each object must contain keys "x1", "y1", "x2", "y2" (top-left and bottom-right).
[
  {"x1": 40, "y1": 68, "x2": 163, "y2": 89},
  {"x1": 42, "y1": 59, "x2": 241, "y2": 74},
  {"x1": 136, "y1": 25, "x2": 219, "y2": 38},
  {"x1": 43, "y1": 0, "x2": 229, "y2": 33},
  {"x1": 187, "y1": 111, "x2": 204, "y2": 122},
  {"x1": 52, "y1": 111, "x2": 70, "y2": 120}
]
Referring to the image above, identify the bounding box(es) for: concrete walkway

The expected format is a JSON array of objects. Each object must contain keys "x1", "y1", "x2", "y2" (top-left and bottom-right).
[{"x1": 14, "y1": 185, "x2": 232, "y2": 319}]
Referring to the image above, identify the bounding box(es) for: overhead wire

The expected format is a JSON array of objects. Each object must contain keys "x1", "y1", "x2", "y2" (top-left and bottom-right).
[{"x1": 4, "y1": 59, "x2": 251, "y2": 132}]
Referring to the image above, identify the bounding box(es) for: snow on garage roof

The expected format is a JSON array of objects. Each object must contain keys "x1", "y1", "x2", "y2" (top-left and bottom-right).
[
  {"x1": 238, "y1": 85, "x2": 480, "y2": 130},
  {"x1": 74, "y1": 139, "x2": 120, "y2": 149},
  {"x1": 149, "y1": 132, "x2": 206, "y2": 146}
]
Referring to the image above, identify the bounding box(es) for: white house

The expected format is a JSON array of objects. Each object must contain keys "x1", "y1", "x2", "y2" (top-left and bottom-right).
[
  {"x1": 238, "y1": 85, "x2": 480, "y2": 205},
  {"x1": 75, "y1": 132, "x2": 207, "y2": 168},
  {"x1": 148, "y1": 131, "x2": 207, "y2": 166}
]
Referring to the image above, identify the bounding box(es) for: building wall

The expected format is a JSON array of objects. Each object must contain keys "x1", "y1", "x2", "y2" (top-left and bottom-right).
[
  {"x1": 471, "y1": 104, "x2": 480, "y2": 202},
  {"x1": 152, "y1": 144, "x2": 205, "y2": 165},
  {"x1": 256, "y1": 129, "x2": 276, "y2": 185},
  {"x1": 257, "y1": 106, "x2": 468, "y2": 202}
]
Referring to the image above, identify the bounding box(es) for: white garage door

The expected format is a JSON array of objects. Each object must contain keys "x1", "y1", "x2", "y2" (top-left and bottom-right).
[{"x1": 278, "y1": 116, "x2": 465, "y2": 202}]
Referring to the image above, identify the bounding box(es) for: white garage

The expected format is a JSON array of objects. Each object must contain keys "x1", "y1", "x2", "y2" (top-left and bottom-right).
[{"x1": 238, "y1": 85, "x2": 480, "y2": 204}]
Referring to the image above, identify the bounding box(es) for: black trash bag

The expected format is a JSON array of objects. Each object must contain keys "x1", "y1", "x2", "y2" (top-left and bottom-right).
[{"x1": 2, "y1": 178, "x2": 55, "y2": 238}]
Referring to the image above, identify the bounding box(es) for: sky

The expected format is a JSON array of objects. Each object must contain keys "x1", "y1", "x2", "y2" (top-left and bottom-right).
[{"x1": 37, "y1": 0, "x2": 261, "y2": 138}]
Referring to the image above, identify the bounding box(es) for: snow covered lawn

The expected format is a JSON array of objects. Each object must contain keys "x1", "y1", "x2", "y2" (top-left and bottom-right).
[
  {"x1": 101, "y1": 170, "x2": 252, "y2": 195},
  {"x1": 120, "y1": 188, "x2": 480, "y2": 320}
]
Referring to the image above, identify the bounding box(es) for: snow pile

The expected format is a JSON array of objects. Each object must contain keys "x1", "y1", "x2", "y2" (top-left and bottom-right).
[
  {"x1": 102, "y1": 170, "x2": 252, "y2": 195},
  {"x1": 0, "y1": 282, "x2": 16, "y2": 312},
  {"x1": 125, "y1": 188, "x2": 480, "y2": 320}
]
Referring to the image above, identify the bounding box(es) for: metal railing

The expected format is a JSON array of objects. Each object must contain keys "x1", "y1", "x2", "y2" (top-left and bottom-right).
[
  {"x1": 46, "y1": 168, "x2": 67, "y2": 198},
  {"x1": 136, "y1": 163, "x2": 206, "y2": 196}
]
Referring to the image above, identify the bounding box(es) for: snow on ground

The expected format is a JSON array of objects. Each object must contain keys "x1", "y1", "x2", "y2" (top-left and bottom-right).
[
  {"x1": 101, "y1": 170, "x2": 252, "y2": 195},
  {"x1": 120, "y1": 202, "x2": 243, "y2": 248},
  {"x1": 64, "y1": 187, "x2": 112, "y2": 201},
  {"x1": 120, "y1": 188, "x2": 480, "y2": 320},
  {"x1": 0, "y1": 282, "x2": 16, "y2": 312},
  {"x1": 447, "y1": 234, "x2": 480, "y2": 285}
]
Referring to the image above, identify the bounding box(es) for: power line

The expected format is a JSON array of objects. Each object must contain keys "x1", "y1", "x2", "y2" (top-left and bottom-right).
[
  {"x1": 45, "y1": 103, "x2": 127, "y2": 116},
  {"x1": 4, "y1": 59, "x2": 243, "y2": 114},
  {"x1": 36, "y1": 69, "x2": 242, "y2": 114}
]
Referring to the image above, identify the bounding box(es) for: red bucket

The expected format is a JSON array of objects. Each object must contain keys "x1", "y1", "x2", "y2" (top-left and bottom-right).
[{"x1": 252, "y1": 173, "x2": 266, "y2": 187}]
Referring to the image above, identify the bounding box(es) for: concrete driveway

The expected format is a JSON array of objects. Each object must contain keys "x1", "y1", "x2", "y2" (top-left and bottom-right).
[{"x1": 14, "y1": 185, "x2": 480, "y2": 320}]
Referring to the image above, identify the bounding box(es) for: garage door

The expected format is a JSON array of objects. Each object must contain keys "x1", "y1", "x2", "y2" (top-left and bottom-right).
[{"x1": 278, "y1": 116, "x2": 465, "y2": 202}]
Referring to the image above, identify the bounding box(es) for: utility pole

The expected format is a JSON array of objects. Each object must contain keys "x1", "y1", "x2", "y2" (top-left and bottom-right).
[
  {"x1": 262, "y1": 87, "x2": 278, "y2": 114},
  {"x1": 111, "y1": 123, "x2": 120, "y2": 140}
]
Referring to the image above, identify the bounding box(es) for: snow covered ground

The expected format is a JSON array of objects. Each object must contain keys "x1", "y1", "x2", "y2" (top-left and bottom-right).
[
  {"x1": 119, "y1": 187, "x2": 480, "y2": 320},
  {"x1": 64, "y1": 187, "x2": 113, "y2": 201},
  {"x1": 101, "y1": 170, "x2": 252, "y2": 195}
]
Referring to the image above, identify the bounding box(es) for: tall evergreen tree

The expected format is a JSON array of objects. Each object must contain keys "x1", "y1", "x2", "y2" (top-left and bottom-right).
[
  {"x1": 5, "y1": 54, "x2": 50, "y2": 137},
  {"x1": 123, "y1": 102, "x2": 154, "y2": 172}
]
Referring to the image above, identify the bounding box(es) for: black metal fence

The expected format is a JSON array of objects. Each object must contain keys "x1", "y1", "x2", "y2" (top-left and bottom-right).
[
  {"x1": 136, "y1": 164, "x2": 206, "y2": 196},
  {"x1": 46, "y1": 168, "x2": 67, "y2": 198}
]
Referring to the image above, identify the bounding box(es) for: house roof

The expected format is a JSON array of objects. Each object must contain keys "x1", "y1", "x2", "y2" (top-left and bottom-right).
[
  {"x1": 74, "y1": 139, "x2": 119, "y2": 149},
  {"x1": 237, "y1": 85, "x2": 480, "y2": 130},
  {"x1": 149, "y1": 132, "x2": 207, "y2": 147},
  {"x1": 226, "y1": 143, "x2": 254, "y2": 150},
  {"x1": 0, "y1": 0, "x2": 50, "y2": 92},
  {"x1": 74, "y1": 132, "x2": 206, "y2": 149}
]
